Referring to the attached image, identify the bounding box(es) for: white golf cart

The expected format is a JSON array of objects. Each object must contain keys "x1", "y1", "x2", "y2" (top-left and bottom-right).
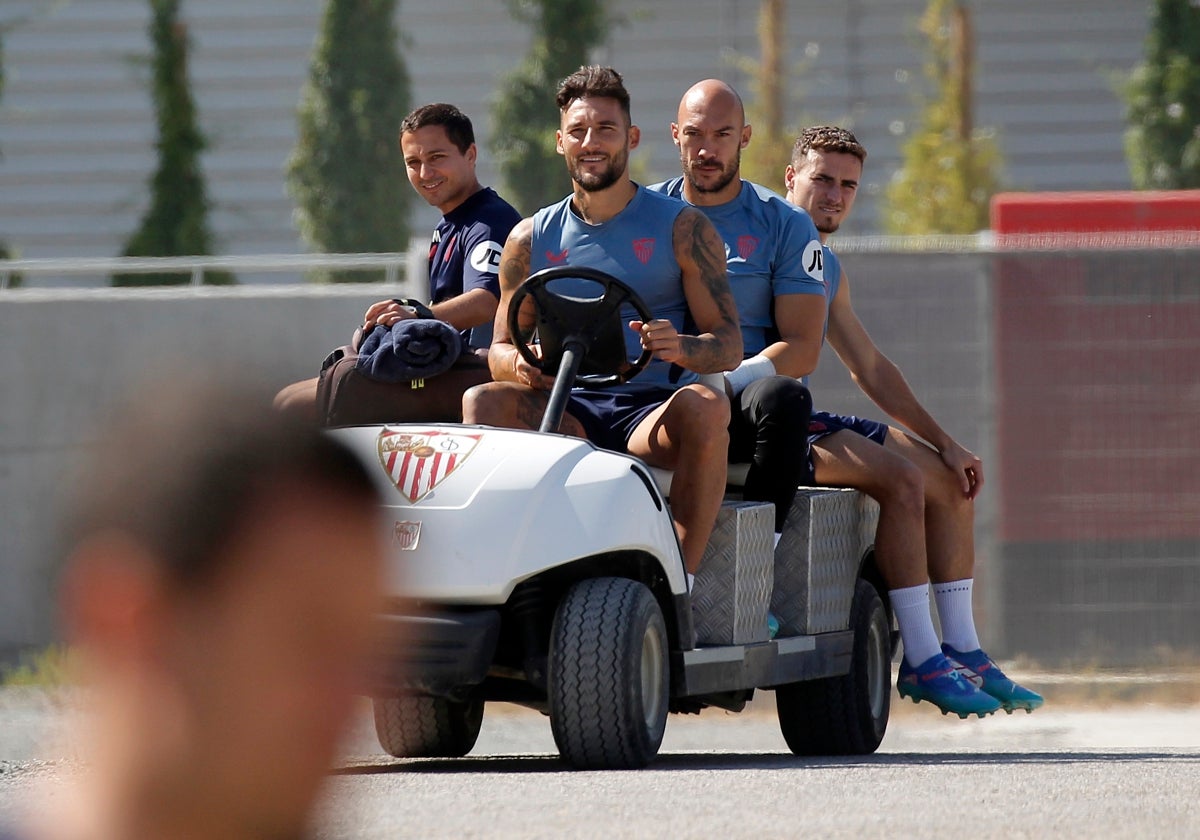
[{"x1": 329, "y1": 267, "x2": 893, "y2": 769}]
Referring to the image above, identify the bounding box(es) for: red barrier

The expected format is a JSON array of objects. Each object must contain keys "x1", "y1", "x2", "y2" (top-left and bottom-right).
[
  {"x1": 991, "y1": 190, "x2": 1200, "y2": 235},
  {"x1": 991, "y1": 192, "x2": 1200, "y2": 543}
]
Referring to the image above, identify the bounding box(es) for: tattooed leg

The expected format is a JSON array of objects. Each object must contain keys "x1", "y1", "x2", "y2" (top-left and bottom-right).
[{"x1": 462, "y1": 381, "x2": 585, "y2": 437}]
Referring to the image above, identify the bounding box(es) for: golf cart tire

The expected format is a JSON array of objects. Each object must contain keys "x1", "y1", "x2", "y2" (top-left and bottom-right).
[
  {"x1": 549, "y1": 576, "x2": 669, "y2": 769},
  {"x1": 776, "y1": 578, "x2": 891, "y2": 755},
  {"x1": 372, "y1": 694, "x2": 484, "y2": 758}
]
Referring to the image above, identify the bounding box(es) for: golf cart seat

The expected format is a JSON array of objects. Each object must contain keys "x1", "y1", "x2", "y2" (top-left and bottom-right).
[{"x1": 646, "y1": 463, "x2": 750, "y2": 498}]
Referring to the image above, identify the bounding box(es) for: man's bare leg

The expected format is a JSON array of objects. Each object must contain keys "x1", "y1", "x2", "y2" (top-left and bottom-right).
[
  {"x1": 810, "y1": 430, "x2": 927, "y2": 589},
  {"x1": 462, "y1": 381, "x2": 586, "y2": 436},
  {"x1": 273, "y1": 377, "x2": 319, "y2": 424},
  {"x1": 883, "y1": 428, "x2": 974, "y2": 584},
  {"x1": 882, "y1": 428, "x2": 997, "y2": 662},
  {"x1": 626, "y1": 384, "x2": 729, "y2": 575},
  {"x1": 810, "y1": 429, "x2": 956, "y2": 672}
]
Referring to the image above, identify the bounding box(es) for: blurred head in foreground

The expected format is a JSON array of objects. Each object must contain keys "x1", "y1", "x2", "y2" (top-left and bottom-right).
[{"x1": 48, "y1": 380, "x2": 385, "y2": 840}]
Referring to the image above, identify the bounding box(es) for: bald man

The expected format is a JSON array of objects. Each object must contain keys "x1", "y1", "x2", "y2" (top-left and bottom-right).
[
  {"x1": 648, "y1": 79, "x2": 825, "y2": 548},
  {"x1": 648, "y1": 83, "x2": 1006, "y2": 718}
]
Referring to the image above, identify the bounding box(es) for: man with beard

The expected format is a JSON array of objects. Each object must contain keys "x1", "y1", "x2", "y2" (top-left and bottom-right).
[
  {"x1": 785, "y1": 125, "x2": 1041, "y2": 717},
  {"x1": 463, "y1": 65, "x2": 742, "y2": 580},
  {"x1": 649, "y1": 79, "x2": 824, "y2": 550}
]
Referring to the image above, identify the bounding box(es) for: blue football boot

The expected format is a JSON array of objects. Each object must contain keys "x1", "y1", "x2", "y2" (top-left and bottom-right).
[
  {"x1": 897, "y1": 652, "x2": 1002, "y2": 718},
  {"x1": 942, "y1": 644, "x2": 1045, "y2": 714}
]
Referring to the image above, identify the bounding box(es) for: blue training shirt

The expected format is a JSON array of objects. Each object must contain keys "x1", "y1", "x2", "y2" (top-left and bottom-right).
[
  {"x1": 649, "y1": 178, "x2": 826, "y2": 356},
  {"x1": 530, "y1": 186, "x2": 696, "y2": 391},
  {"x1": 428, "y1": 187, "x2": 521, "y2": 349}
]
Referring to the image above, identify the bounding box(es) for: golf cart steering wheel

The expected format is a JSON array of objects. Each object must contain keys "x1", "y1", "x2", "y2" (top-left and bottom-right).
[{"x1": 508, "y1": 266, "x2": 654, "y2": 387}]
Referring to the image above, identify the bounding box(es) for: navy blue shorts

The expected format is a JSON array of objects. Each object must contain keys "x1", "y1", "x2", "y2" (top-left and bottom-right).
[
  {"x1": 807, "y1": 410, "x2": 889, "y2": 447},
  {"x1": 566, "y1": 387, "x2": 674, "y2": 453}
]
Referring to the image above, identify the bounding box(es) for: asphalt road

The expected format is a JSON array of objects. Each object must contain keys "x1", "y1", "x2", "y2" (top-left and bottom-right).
[{"x1": 4, "y1": 687, "x2": 1199, "y2": 839}]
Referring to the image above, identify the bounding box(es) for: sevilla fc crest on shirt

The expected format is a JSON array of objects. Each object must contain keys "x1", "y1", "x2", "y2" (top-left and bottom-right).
[
  {"x1": 737, "y1": 235, "x2": 759, "y2": 260},
  {"x1": 376, "y1": 429, "x2": 481, "y2": 503},
  {"x1": 633, "y1": 238, "x2": 655, "y2": 264}
]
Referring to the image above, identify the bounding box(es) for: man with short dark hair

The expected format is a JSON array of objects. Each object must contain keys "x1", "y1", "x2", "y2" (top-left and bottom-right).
[
  {"x1": 16, "y1": 380, "x2": 386, "y2": 840},
  {"x1": 463, "y1": 66, "x2": 742, "y2": 578},
  {"x1": 786, "y1": 125, "x2": 1042, "y2": 717},
  {"x1": 275, "y1": 103, "x2": 520, "y2": 418}
]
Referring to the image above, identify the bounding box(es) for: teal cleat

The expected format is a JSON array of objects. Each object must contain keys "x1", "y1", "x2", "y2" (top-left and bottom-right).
[
  {"x1": 897, "y1": 652, "x2": 1002, "y2": 719},
  {"x1": 942, "y1": 644, "x2": 1045, "y2": 714}
]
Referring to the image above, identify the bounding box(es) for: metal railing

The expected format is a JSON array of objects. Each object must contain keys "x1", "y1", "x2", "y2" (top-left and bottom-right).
[
  {"x1": 0, "y1": 251, "x2": 420, "y2": 290},
  {"x1": 6, "y1": 231, "x2": 1198, "y2": 291}
]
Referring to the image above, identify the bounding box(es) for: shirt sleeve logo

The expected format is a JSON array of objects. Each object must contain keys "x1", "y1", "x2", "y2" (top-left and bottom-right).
[
  {"x1": 469, "y1": 240, "x2": 504, "y2": 274},
  {"x1": 801, "y1": 239, "x2": 825, "y2": 283}
]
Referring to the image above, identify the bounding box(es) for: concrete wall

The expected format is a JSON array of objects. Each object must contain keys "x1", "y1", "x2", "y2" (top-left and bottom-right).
[
  {"x1": 0, "y1": 258, "x2": 991, "y2": 662},
  {"x1": 0, "y1": 278, "x2": 420, "y2": 662},
  {"x1": 5, "y1": 247, "x2": 1199, "y2": 666}
]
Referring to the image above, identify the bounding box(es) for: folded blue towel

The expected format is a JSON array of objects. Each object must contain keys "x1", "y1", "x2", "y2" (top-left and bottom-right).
[{"x1": 355, "y1": 319, "x2": 462, "y2": 383}]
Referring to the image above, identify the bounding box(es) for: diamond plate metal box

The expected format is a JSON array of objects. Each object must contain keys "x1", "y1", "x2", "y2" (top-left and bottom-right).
[
  {"x1": 771, "y1": 488, "x2": 880, "y2": 635},
  {"x1": 692, "y1": 501, "x2": 775, "y2": 646}
]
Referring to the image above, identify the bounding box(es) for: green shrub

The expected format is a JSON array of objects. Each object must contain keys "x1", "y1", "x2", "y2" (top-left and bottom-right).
[
  {"x1": 1, "y1": 645, "x2": 79, "y2": 689},
  {"x1": 1124, "y1": 0, "x2": 1200, "y2": 190},
  {"x1": 490, "y1": 0, "x2": 609, "y2": 215},
  {"x1": 883, "y1": 0, "x2": 1001, "y2": 235},
  {"x1": 114, "y1": 0, "x2": 233, "y2": 286},
  {"x1": 287, "y1": 0, "x2": 412, "y2": 283}
]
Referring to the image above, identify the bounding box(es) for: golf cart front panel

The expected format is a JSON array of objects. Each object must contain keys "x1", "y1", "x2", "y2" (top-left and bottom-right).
[{"x1": 329, "y1": 423, "x2": 687, "y2": 603}]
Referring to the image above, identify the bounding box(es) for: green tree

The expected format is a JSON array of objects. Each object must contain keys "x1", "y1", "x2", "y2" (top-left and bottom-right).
[
  {"x1": 490, "y1": 0, "x2": 609, "y2": 215},
  {"x1": 883, "y1": 0, "x2": 1001, "y2": 235},
  {"x1": 288, "y1": 0, "x2": 411, "y2": 283},
  {"x1": 739, "y1": 0, "x2": 792, "y2": 189},
  {"x1": 1123, "y1": 0, "x2": 1200, "y2": 189},
  {"x1": 114, "y1": 0, "x2": 232, "y2": 286},
  {"x1": 725, "y1": 1, "x2": 820, "y2": 191}
]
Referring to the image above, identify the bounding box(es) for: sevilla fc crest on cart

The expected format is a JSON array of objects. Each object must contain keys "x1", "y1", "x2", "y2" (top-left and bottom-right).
[{"x1": 377, "y1": 429, "x2": 481, "y2": 503}]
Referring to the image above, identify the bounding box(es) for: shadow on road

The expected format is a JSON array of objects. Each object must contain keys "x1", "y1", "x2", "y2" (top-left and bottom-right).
[{"x1": 335, "y1": 749, "x2": 1200, "y2": 775}]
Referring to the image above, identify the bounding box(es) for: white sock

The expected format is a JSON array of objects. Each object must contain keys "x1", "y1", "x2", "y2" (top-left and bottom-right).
[
  {"x1": 687, "y1": 572, "x2": 695, "y2": 592},
  {"x1": 890, "y1": 583, "x2": 942, "y2": 667},
  {"x1": 933, "y1": 578, "x2": 981, "y2": 653}
]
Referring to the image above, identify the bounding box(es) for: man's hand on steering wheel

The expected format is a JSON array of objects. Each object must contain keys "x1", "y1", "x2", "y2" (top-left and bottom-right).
[
  {"x1": 630, "y1": 319, "x2": 684, "y2": 365},
  {"x1": 507, "y1": 266, "x2": 653, "y2": 388},
  {"x1": 509, "y1": 345, "x2": 555, "y2": 391}
]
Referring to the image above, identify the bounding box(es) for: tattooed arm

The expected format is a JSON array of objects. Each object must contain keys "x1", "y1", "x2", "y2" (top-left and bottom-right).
[
  {"x1": 487, "y1": 218, "x2": 555, "y2": 390},
  {"x1": 651, "y1": 206, "x2": 742, "y2": 374}
]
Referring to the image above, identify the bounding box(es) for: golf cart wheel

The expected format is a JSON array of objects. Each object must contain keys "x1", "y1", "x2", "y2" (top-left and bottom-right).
[
  {"x1": 372, "y1": 694, "x2": 484, "y2": 758},
  {"x1": 549, "y1": 577, "x2": 669, "y2": 769},
  {"x1": 776, "y1": 578, "x2": 891, "y2": 755}
]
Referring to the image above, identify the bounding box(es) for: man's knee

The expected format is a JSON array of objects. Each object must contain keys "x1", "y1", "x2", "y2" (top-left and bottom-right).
[
  {"x1": 273, "y1": 378, "x2": 319, "y2": 423},
  {"x1": 925, "y1": 463, "x2": 975, "y2": 515},
  {"x1": 463, "y1": 381, "x2": 549, "y2": 430},
  {"x1": 668, "y1": 386, "x2": 730, "y2": 451},
  {"x1": 462, "y1": 381, "x2": 508, "y2": 424},
  {"x1": 882, "y1": 456, "x2": 925, "y2": 514},
  {"x1": 743, "y1": 376, "x2": 812, "y2": 424}
]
